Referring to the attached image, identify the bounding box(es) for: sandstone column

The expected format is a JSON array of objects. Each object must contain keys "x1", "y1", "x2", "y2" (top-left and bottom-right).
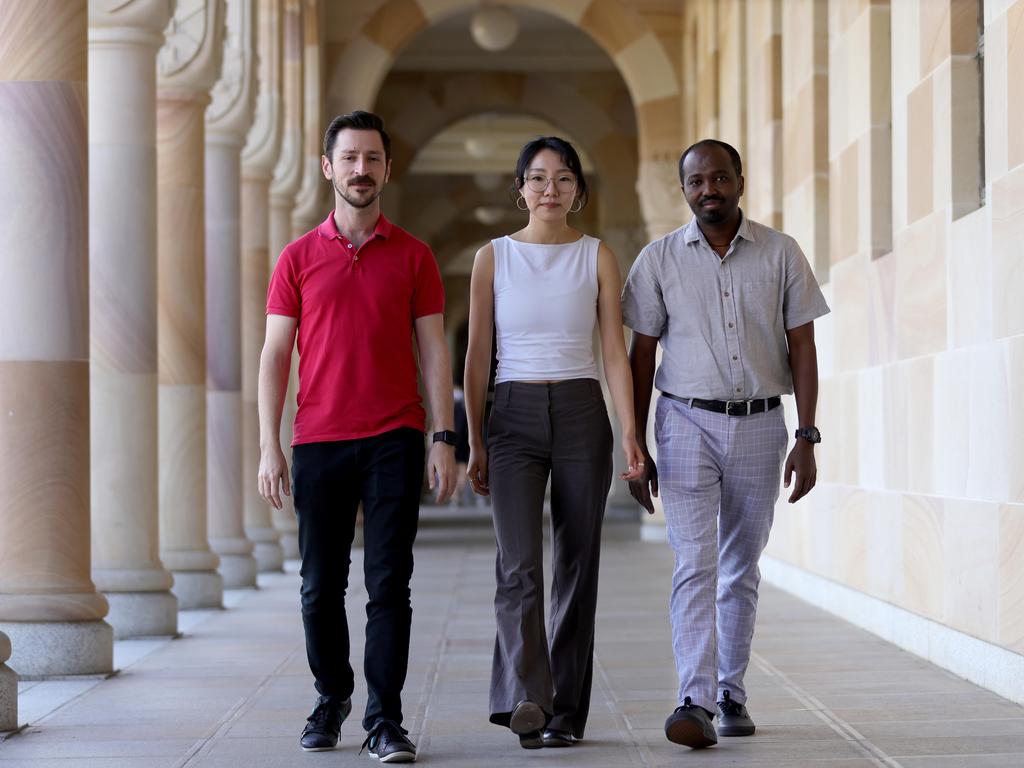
[
  {"x1": 88, "y1": 0, "x2": 178, "y2": 638},
  {"x1": 267, "y1": 0, "x2": 304, "y2": 560},
  {"x1": 291, "y1": 0, "x2": 325, "y2": 238},
  {"x1": 0, "y1": 0, "x2": 113, "y2": 676},
  {"x1": 0, "y1": 634, "x2": 13, "y2": 730},
  {"x1": 206, "y1": 0, "x2": 260, "y2": 589},
  {"x1": 156, "y1": 0, "x2": 227, "y2": 608},
  {"x1": 241, "y1": 0, "x2": 285, "y2": 572}
]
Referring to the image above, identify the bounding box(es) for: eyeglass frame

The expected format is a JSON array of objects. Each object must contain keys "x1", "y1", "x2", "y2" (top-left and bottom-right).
[{"x1": 522, "y1": 172, "x2": 578, "y2": 194}]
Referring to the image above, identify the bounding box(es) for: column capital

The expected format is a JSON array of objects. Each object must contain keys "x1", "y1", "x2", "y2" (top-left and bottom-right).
[
  {"x1": 89, "y1": 0, "x2": 172, "y2": 38},
  {"x1": 242, "y1": 0, "x2": 283, "y2": 177},
  {"x1": 269, "y1": 0, "x2": 303, "y2": 200},
  {"x1": 206, "y1": 0, "x2": 258, "y2": 143},
  {"x1": 157, "y1": 0, "x2": 226, "y2": 97}
]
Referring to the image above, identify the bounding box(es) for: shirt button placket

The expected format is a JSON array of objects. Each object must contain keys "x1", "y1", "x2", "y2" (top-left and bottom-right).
[{"x1": 723, "y1": 268, "x2": 743, "y2": 396}]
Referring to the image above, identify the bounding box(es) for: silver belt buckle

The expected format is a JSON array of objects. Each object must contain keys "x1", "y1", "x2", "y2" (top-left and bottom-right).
[{"x1": 724, "y1": 399, "x2": 751, "y2": 416}]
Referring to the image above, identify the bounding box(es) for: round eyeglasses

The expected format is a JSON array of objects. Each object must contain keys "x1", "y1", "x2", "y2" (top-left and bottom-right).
[{"x1": 524, "y1": 173, "x2": 577, "y2": 194}]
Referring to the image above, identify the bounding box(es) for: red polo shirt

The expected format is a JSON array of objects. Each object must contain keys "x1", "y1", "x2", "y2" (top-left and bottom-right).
[{"x1": 266, "y1": 212, "x2": 445, "y2": 445}]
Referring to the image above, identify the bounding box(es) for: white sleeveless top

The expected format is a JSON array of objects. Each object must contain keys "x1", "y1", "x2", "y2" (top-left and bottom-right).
[{"x1": 493, "y1": 234, "x2": 600, "y2": 384}]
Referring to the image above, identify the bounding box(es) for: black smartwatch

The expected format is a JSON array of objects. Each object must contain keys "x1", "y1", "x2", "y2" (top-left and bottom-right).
[
  {"x1": 432, "y1": 430, "x2": 458, "y2": 446},
  {"x1": 794, "y1": 426, "x2": 821, "y2": 444}
]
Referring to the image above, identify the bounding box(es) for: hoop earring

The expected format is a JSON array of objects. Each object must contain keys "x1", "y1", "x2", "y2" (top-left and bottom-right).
[
  {"x1": 569, "y1": 198, "x2": 583, "y2": 214},
  {"x1": 516, "y1": 196, "x2": 528, "y2": 211}
]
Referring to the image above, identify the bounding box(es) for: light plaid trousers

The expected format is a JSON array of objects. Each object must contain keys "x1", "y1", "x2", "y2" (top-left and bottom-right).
[{"x1": 655, "y1": 395, "x2": 788, "y2": 713}]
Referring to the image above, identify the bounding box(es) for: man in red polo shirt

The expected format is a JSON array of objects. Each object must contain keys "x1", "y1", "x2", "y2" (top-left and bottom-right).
[{"x1": 257, "y1": 110, "x2": 456, "y2": 763}]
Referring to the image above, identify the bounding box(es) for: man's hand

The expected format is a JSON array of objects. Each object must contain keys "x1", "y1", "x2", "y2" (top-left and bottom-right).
[
  {"x1": 628, "y1": 449, "x2": 659, "y2": 514},
  {"x1": 258, "y1": 444, "x2": 290, "y2": 510},
  {"x1": 428, "y1": 441, "x2": 457, "y2": 504},
  {"x1": 784, "y1": 439, "x2": 817, "y2": 503}
]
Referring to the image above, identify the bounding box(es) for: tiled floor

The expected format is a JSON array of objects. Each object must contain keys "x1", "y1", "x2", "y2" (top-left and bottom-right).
[{"x1": 3, "y1": 513, "x2": 1023, "y2": 767}]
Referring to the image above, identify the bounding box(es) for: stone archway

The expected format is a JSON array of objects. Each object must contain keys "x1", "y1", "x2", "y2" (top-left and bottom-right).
[{"x1": 326, "y1": 0, "x2": 685, "y2": 239}]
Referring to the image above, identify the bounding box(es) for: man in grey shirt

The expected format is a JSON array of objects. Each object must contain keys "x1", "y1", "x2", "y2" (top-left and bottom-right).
[{"x1": 621, "y1": 139, "x2": 829, "y2": 750}]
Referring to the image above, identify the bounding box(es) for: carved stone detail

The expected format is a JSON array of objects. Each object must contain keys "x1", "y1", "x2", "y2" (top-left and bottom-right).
[{"x1": 207, "y1": 0, "x2": 257, "y2": 138}]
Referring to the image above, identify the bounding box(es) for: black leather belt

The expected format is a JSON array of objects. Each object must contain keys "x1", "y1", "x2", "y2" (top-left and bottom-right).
[{"x1": 662, "y1": 392, "x2": 781, "y2": 416}]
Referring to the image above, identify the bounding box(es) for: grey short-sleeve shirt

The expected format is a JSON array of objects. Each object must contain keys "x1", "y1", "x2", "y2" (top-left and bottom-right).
[{"x1": 621, "y1": 213, "x2": 830, "y2": 400}]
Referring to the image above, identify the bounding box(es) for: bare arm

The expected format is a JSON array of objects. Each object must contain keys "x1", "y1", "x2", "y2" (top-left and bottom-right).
[
  {"x1": 627, "y1": 330, "x2": 660, "y2": 513},
  {"x1": 596, "y1": 244, "x2": 644, "y2": 481},
  {"x1": 463, "y1": 244, "x2": 494, "y2": 495},
  {"x1": 257, "y1": 314, "x2": 298, "y2": 509},
  {"x1": 784, "y1": 321, "x2": 819, "y2": 503},
  {"x1": 415, "y1": 312, "x2": 456, "y2": 504}
]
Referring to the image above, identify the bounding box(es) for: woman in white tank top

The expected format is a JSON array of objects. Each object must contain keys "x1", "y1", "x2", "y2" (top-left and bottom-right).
[{"x1": 463, "y1": 137, "x2": 644, "y2": 749}]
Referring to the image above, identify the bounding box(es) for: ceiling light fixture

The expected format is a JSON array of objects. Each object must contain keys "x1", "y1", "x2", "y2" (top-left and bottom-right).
[{"x1": 470, "y1": 5, "x2": 520, "y2": 52}]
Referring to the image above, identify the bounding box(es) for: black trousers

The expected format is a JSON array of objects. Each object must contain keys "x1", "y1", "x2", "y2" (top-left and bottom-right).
[
  {"x1": 292, "y1": 427, "x2": 424, "y2": 731},
  {"x1": 486, "y1": 379, "x2": 613, "y2": 739}
]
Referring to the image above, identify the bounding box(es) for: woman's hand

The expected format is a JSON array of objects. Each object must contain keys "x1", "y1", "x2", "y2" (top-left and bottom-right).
[
  {"x1": 619, "y1": 434, "x2": 646, "y2": 482},
  {"x1": 467, "y1": 445, "x2": 490, "y2": 496}
]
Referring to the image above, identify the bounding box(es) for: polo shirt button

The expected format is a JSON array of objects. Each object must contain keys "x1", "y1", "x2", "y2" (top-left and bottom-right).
[
  {"x1": 347, "y1": 243, "x2": 353, "y2": 248},
  {"x1": 724, "y1": 291, "x2": 730, "y2": 297},
  {"x1": 728, "y1": 322, "x2": 734, "y2": 328},
  {"x1": 736, "y1": 388, "x2": 741, "y2": 393},
  {"x1": 732, "y1": 355, "x2": 738, "y2": 360}
]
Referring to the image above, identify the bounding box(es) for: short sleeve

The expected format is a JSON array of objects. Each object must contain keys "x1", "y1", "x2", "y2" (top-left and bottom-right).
[
  {"x1": 413, "y1": 246, "x2": 445, "y2": 319},
  {"x1": 621, "y1": 246, "x2": 667, "y2": 338},
  {"x1": 266, "y1": 246, "x2": 300, "y2": 317},
  {"x1": 782, "y1": 239, "x2": 830, "y2": 329}
]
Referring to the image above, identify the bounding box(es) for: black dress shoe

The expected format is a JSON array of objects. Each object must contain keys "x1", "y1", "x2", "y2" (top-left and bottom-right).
[
  {"x1": 518, "y1": 730, "x2": 545, "y2": 749},
  {"x1": 299, "y1": 695, "x2": 352, "y2": 751},
  {"x1": 509, "y1": 699, "x2": 546, "y2": 735},
  {"x1": 664, "y1": 696, "x2": 717, "y2": 749},
  {"x1": 541, "y1": 728, "x2": 575, "y2": 747},
  {"x1": 362, "y1": 720, "x2": 417, "y2": 763},
  {"x1": 717, "y1": 690, "x2": 756, "y2": 737}
]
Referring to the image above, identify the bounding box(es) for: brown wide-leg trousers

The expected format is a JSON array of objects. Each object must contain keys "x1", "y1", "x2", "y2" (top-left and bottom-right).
[{"x1": 486, "y1": 378, "x2": 613, "y2": 739}]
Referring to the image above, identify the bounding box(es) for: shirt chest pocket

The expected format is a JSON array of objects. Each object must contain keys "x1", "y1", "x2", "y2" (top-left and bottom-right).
[{"x1": 737, "y1": 279, "x2": 781, "y2": 325}]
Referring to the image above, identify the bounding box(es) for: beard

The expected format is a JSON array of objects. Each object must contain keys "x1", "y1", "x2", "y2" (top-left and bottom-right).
[{"x1": 334, "y1": 175, "x2": 382, "y2": 209}]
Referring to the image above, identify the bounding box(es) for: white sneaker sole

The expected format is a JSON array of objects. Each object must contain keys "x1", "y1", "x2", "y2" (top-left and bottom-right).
[{"x1": 369, "y1": 748, "x2": 416, "y2": 763}]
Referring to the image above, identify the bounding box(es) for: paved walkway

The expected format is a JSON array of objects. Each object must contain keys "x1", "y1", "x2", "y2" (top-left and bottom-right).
[{"x1": 4, "y1": 514, "x2": 1024, "y2": 767}]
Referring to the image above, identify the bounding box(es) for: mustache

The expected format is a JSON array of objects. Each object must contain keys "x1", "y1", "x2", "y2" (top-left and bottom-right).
[
  {"x1": 699, "y1": 195, "x2": 724, "y2": 205},
  {"x1": 348, "y1": 176, "x2": 375, "y2": 187}
]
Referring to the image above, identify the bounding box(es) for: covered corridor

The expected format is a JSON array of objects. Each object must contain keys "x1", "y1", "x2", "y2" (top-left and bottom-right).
[{"x1": 6, "y1": 513, "x2": 1024, "y2": 767}]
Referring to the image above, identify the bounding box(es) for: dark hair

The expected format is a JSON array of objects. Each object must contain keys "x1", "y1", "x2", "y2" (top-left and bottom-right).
[
  {"x1": 678, "y1": 139, "x2": 743, "y2": 184},
  {"x1": 323, "y1": 110, "x2": 391, "y2": 160},
  {"x1": 512, "y1": 136, "x2": 589, "y2": 210}
]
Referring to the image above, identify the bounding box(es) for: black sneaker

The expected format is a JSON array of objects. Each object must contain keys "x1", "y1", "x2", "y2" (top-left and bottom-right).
[
  {"x1": 664, "y1": 696, "x2": 717, "y2": 749},
  {"x1": 362, "y1": 720, "x2": 417, "y2": 763},
  {"x1": 717, "y1": 690, "x2": 755, "y2": 737},
  {"x1": 299, "y1": 695, "x2": 352, "y2": 751}
]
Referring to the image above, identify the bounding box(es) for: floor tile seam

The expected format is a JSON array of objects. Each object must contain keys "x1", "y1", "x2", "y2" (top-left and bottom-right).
[
  {"x1": 751, "y1": 651, "x2": 905, "y2": 768},
  {"x1": 24, "y1": 677, "x2": 108, "y2": 730},
  {"x1": 592, "y1": 650, "x2": 654, "y2": 767},
  {"x1": 172, "y1": 644, "x2": 305, "y2": 768},
  {"x1": 410, "y1": 546, "x2": 469, "y2": 754}
]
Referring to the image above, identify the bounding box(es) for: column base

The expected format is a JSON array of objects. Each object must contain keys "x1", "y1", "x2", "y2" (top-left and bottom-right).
[
  {"x1": 171, "y1": 570, "x2": 223, "y2": 610},
  {"x1": 218, "y1": 554, "x2": 258, "y2": 589},
  {"x1": 0, "y1": 663, "x2": 15, "y2": 732},
  {"x1": 103, "y1": 591, "x2": 178, "y2": 639},
  {"x1": 253, "y1": 541, "x2": 284, "y2": 573},
  {"x1": 0, "y1": 621, "x2": 113, "y2": 679},
  {"x1": 279, "y1": 533, "x2": 299, "y2": 561}
]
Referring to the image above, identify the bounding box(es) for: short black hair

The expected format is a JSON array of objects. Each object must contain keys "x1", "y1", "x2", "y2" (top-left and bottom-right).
[
  {"x1": 323, "y1": 110, "x2": 391, "y2": 160},
  {"x1": 512, "y1": 136, "x2": 589, "y2": 210},
  {"x1": 678, "y1": 139, "x2": 743, "y2": 184}
]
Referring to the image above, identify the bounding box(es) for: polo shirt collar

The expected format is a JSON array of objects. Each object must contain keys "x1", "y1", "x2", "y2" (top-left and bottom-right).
[
  {"x1": 683, "y1": 209, "x2": 754, "y2": 247},
  {"x1": 316, "y1": 211, "x2": 393, "y2": 242}
]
